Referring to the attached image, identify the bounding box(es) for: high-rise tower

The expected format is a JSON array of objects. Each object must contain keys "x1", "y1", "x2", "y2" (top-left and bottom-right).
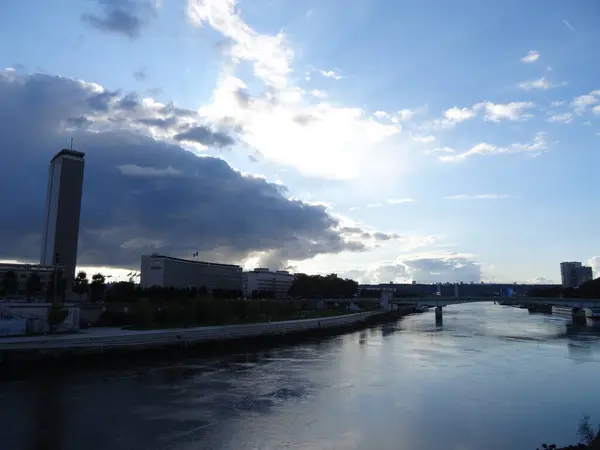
[{"x1": 40, "y1": 149, "x2": 85, "y2": 294}]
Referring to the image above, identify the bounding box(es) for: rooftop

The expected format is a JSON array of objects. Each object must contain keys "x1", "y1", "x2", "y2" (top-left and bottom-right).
[
  {"x1": 51, "y1": 149, "x2": 86, "y2": 163},
  {"x1": 146, "y1": 254, "x2": 242, "y2": 269}
]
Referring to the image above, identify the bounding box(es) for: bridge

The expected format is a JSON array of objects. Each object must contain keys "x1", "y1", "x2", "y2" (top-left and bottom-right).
[
  {"x1": 390, "y1": 296, "x2": 600, "y2": 323},
  {"x1": 392, "y1": 297, "x2": 600, "y2": 308},
  {"x1": 324, "y1": 296, "x2": 600, "y2": 308},
  {"x1": 323, "y1": 295, "x2": 600, "y2": 323}
]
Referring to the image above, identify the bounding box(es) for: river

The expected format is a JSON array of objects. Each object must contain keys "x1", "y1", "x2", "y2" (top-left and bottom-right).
[{"x1": 1, "y1": 303, "x2": 600, "y2": 450}]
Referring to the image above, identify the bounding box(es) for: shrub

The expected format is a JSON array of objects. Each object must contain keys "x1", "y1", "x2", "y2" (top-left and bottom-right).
[
  {"x1": 130, "y1": 298, "x2": 154, "y2": 329},
  {"x1": 47, "y1": 304, "x2": 68, "y2": 330}
]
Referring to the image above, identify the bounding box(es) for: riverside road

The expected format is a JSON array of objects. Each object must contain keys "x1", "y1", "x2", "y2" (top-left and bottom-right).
[{"x1": 1, "y1": 303, "x2": 599, "y2": 450}]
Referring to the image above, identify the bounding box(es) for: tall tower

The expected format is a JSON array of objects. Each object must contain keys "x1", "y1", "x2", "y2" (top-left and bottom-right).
[{"x1": 40, "y1": 149, "x2": 85, "y2": 294}]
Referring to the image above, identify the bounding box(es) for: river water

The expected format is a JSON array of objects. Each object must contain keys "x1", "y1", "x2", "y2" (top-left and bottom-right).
[{"x1": 2, "y1": 303, "x2": 600, "y2": 450}]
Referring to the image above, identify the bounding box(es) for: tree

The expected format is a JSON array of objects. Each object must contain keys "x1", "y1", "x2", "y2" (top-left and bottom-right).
[
  {"x1": 47, "y1": 303, "x2": 68, "y2": 330},
  {"x1": 578, "y1": 415, "x2": 600, "y2": 446},
  {"x1": 26, "y1": 272, "x2": 43, "y2": 299},
  {"x1": 1, "y1": 270, "x2": 18, "y2": 296},
  {"x1": 90, "y1": 273, "x2": 106, "y2": 302},
  {"x1": 47, "y1": 269, "x2": 67, "y2": 303},
  {"x1": 288, "y1": 273, "x2": 358, "y2": 298},
  {"x1": 73, "y1": 271, "x2": 89, "y2": 301}
]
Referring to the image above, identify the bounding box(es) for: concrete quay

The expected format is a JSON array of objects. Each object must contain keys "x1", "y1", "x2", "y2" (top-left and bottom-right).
[{"x1": 0, "y1": 310, "x2": 404, "y2": 363}]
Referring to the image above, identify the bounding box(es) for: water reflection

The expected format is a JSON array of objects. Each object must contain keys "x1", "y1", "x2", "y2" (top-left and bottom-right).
[
  {"x1": 25, "y1": 378, "x2": 65, "y2": 450},
  {"x1": 2, "y1": 303, "x2": 600, "y2": 450}
]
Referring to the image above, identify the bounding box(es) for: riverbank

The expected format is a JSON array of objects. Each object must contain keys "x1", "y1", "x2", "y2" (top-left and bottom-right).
[{"x1": 0, "y1": 307, "x2": 413, "y2": 370}]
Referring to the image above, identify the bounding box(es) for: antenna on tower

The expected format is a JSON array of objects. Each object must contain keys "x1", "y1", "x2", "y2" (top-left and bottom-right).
[{"x1": 70, "y1": 137, "x2": 74, "y2": 150}]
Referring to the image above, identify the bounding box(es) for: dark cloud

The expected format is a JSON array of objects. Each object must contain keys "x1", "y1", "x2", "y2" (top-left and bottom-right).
[
  {"x1": 0, "y1": 70, "x2": 365, "y2": 269},
  {"x1": 174, "y1": 126, "x2": 235, "y2": 148},
  {"x1": 119, "y1": 93, "x2": 140, "y2": 111},
  {"x1": 341, "y1": 227, "x2": 399, "y2": 241},
  {"x1": 81, "y1": 0, "x2": 157, "y2": 40},
  {"x1": 137, "y1": 117, "x2": 179, "y2": 129},
  {"x1": 66, "y1": 116, "x2": 93, "y2": 129},
  {"x1": 87, "y1": 90, "x2": 119, "y2": 111}
]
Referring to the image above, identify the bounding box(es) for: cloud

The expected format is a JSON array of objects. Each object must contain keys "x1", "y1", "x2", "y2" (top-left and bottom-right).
[
  {"x1": 424, "y1": 147, "x2": 455, "y2": 155},
  {"x1": 531, "y1": 276, "x2": 557, "y2": 284},
  {"x1": 187, "y1": 1, "x2": 402, "y2": 181},
  {"x1": 387, "y1": 198, "x2": 415, "y2": 204},
  {"x1": 345, "y1": 253, "x2": 481, "y2": 284},
  {"x1": 547, "y1": 112, "x2": 573, "y2": 124},
  {"x1": 392, "y1": 108, "x2": 418, "y2": 123},
  {"x1": 519, "y1": 77, "x2": 566, "y2": 90},
  {"x1": 0, "y1": 69, "x2": 376, "y2": 269},
  {"x1": 479, "y1": 101, "x2": 535, "y2": 122},
  {"x1": 446, "y1": 194, "x2": 511, "y2": 200},
  {"x1": 571, "y1": 91, "x2": 600, "y2": 114},
  {"x1": 432, "y1": 101, "x2": 534, "y2": 129},
  {"x1": 174, "y1": 126, "x2": 235, "y2": 147},
  {"x1": 187, "y1": 0, "x2": 293, "y2": 89},
  {"x1": 320, "y1": 70, "x2": 343, "y2": 80},
  {"x1": 413, "y1": 135, "x2": 435, "y2": 143},
  {"x1": 521, "y1": 50, "x2": 540, "y2": 63},
  {"x1": 311, "y1": 89, "x2": 327, "y2": 99},
  {"x1": 439, "y1": 132, "x2": 547, "y2": 162},
  {"x1": 440, "y1": 106, "x2": 477, "y2": 126},
  {"x1": 593, "y1": 106, "x2": 600, "y2": 115},
  {"x1": 81, "y1": 0, "x2": 157, "y2": 39},
  {"x1": 588, "y1": 257, "x2": 600, "y2": 277},
  {"x1": 550, "y1": 100, "x2": 566, "y2": 108}
]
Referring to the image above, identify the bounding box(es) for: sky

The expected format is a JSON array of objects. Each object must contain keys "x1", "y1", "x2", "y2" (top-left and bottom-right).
[{"x1": 0, "y1": 0, "x2": 599, "y2": 284}]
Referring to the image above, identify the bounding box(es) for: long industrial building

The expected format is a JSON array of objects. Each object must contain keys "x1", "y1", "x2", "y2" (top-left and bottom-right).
[
  {"x1": 140, "y1": 254, "x2": 242, "y2": 291},
  {"x1": 242, "y1": 268, "x2": 296, "y2": 298}
]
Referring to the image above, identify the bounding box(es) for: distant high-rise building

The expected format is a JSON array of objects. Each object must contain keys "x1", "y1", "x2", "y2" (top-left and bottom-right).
[
  {"x1": 40, "y1": 149, "x2": 85, "y2": 292},
  {"x1": 560, "y1": 261, "x2": 593, "y2": 289}
]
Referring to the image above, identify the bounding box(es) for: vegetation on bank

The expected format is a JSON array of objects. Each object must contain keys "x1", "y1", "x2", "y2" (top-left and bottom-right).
[
  {"x1": 101, "y1": 295, "x2": 371, "y2": 330},
  {"x1": 93, "y1": 273, "x2": 375, "y2": 329},
  {"x1": 538, "y1": 416, "x2": 600, "y2": 450}
]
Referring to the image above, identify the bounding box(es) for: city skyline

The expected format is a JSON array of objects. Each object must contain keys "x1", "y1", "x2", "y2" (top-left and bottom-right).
[{"x1": 0, "y1": 0, "x2": 599, "y2": 284}]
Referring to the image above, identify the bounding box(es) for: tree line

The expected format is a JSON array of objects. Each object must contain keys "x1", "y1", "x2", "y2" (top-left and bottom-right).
[
  {"x1": 287, "y1": 273, "x2": 358, "y2": 298},
  {"x1": 1, "y1": 270, "x2": 364, "y2": 303},
  {"x1": 528, "y1": 278, "x2": 600, "y2": 299},
  {"x1": 0, "y1": 269, "x2": 107, "y2": 302}
]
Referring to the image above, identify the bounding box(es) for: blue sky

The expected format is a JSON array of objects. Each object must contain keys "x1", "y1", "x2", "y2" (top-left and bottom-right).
[{"x1": 1, "y1": 0, "x2": 599, "y2": 283}]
